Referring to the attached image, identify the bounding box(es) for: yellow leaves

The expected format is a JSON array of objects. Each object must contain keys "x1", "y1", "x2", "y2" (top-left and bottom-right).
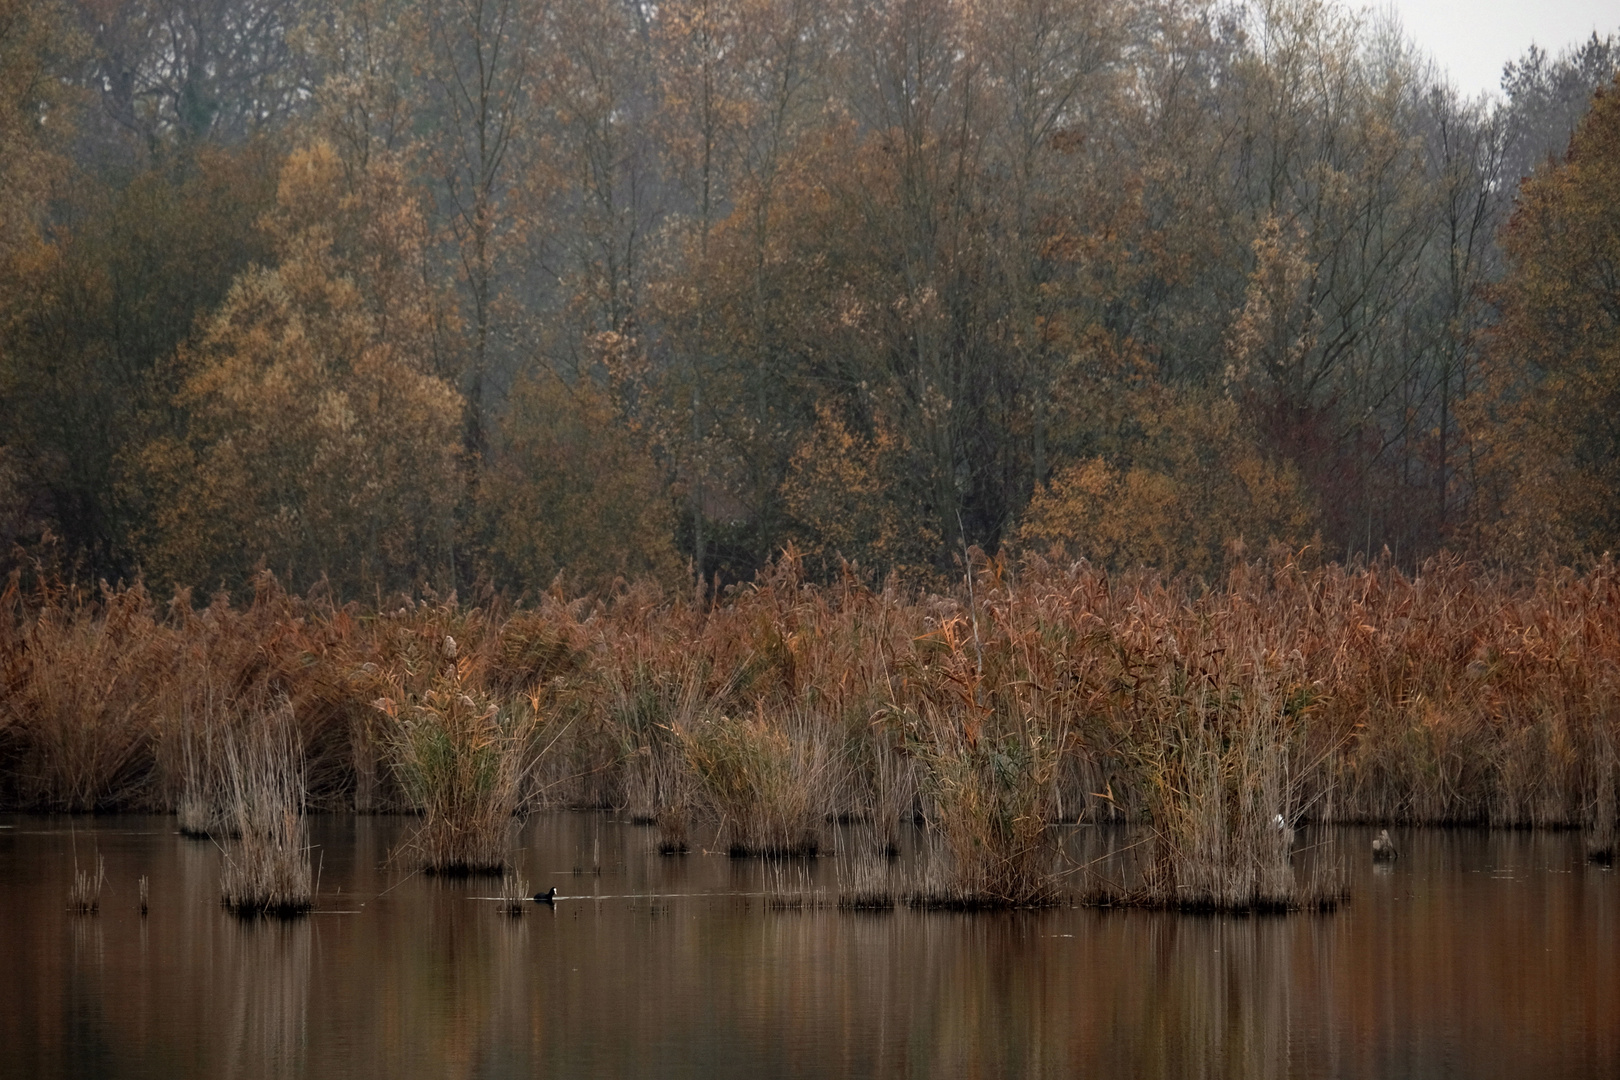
[
  {"x1": 1019, "y1": 389, "x2": 1316, "y2": 575},
  {"x1": 132, "y1": 141, "x2": 465, "y2": 595},
  {"x1": 479, "y1": 369, "x2": 682, "y2": 594},
  {"x1": 1225, "y1": 214, "x2": 1319, "y2": 393},
  {"x1": 1465, "y1": 75, "x2": 1620, "y2": 561},
  {"x1": 780, "y1": 402, "x2": 942, "y2": 583}
]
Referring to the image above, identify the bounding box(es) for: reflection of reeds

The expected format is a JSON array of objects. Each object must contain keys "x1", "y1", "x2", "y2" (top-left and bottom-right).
[
  {"x1": 219, "y1": 703, "x2": 313, "y2": 916},
  {"x1": 222, "y1": 918, "x2": 311, "y2": 1076},
  {"x1": 69, "y1": 851, "x2": 106, "y2": 914}
]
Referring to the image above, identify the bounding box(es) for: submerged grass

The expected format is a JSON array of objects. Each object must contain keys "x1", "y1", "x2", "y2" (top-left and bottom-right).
[{"x1": 6, "y1": 550, "x2": 1620, "y2": 911}]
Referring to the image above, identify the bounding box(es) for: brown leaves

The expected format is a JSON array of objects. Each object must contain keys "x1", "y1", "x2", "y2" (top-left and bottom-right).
[{"x1": 1465, "y1": 75, "x2": 1620, "y2": 560}]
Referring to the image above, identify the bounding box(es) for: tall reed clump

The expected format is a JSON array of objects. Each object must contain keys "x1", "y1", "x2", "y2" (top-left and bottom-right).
[
  {"x1": 175, "y1": 713, "x2": 228, "y2": 837},
  {"x1": 880, "y1": 584, "x2": 1071, "y2": 908},
  {"x1": 0, "y1": 577, "x2": 175, "y2": 809},
  {"x1": 1124, "y1": 678, "x2": 1337, "y2": 912},
  {"x1": 607, "y1": 659, "x2": 708, "y2": 851},
  {"x1": 1587, "y1": 724, "x2": 1618, "y2": 862},
  {"x1": 218, "y1": 702, "x2": 313, "y2": 916},
  {"x1": 381, "y1": 652, "x2": 538, "y2": 874},
  {"x1": 903, "y1": 705, "x2": 1062, "y2": 908},
  {"x1": 681, "y1": 707, "x2": 829, "y2": 857}
]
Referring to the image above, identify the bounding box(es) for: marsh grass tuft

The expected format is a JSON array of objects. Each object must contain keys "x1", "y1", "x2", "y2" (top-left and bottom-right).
[
  {"x1": 682, "y1": 709, "x2": 826, "y2": 858},
  {"x1": 905, "y1": 713, "x2": 1062, "y2": 908},
  {"x1": 765, "y1": 861, "x2": 830, "y2": 910},
  {"x1": 835, "y1": 848, "x2": 897, "y2": 911},
  {"x1": 497, "y1": 869, "x2": 531, "y2": 915},
  {"x1": 218, "y1": 703, "x2": 313, "y2": 916},
  {"x1": 69, "y1": 851, "x2": 105, "y2": 914},
  {"x1": 1586, "y1": 727, "x2": 1618, "y2": 862},
  {"x1": 1106, "y1": 655, "x2": 1346, "y2": 912}
]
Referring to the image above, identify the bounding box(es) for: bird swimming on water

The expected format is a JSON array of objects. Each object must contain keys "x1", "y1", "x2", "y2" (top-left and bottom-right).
[
  {"x1": 533, "y1": 887, "x2": 558, "y2": 903},
  {"x1": 1371, "y1": 829, "x2": 1398, "y2": 860}
]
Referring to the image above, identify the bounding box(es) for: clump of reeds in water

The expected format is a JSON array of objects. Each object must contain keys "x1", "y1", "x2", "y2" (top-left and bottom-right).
[
  {"x1": 904, "y1": 716, "x2": 1062, "y2": 909},
  {"x1": 176, "y1": 717, "x2": 228, "y2": 838},
  {"x1": 1120, "y1": 668, "x2": 1343, "y2": 913},
  {"x1": 384, "y1": 679, "x2": 536, "y2": 875},
  {"x1": 69, "y1": 852, "x2": 106, "y2": 914},
  {"x1": 836, "y1": 850, "x2": 897, "y2": 911},
  {"x1": 681, "y1": 708, "x2": 827, "y2": 858},
  {"x1": 218, "y1": 703, "x2": 313, "y2": 916},
  {"x1": 655, "y1": 808, "x2": 691, "y2": 855},
  {"x1": 765, "y1": 861, "x2": 830, "y2": 910},
  {"x1": 1581, "y1": 724, "x2": 1618, "y2": 863},
  {"x1": 497, "y1": 869, "x2": 531, "y2": 915}
]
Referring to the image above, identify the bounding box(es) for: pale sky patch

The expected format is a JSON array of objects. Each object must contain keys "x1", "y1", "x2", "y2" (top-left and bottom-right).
[{"x1": 1374, "y1": 0, "x2": 1617, "y2": 98}]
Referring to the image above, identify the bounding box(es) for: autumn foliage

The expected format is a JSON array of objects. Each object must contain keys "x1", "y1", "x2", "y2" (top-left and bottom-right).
[{"x1": 0, "y1": 0, "x2": 1616, "y2": 594}]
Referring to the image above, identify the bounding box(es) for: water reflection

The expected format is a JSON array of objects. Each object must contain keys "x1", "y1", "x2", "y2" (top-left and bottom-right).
[
  {"x1": 221, "y1": 920, "x2": 310, "y2": 1078},
  {"x1": 0, "y1": 815, "x2": 1615, "y2": 1079}
]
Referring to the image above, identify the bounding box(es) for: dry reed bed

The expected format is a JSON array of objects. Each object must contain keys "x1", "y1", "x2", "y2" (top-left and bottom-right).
[{"x1": 4, "y1": 551, "x2": 1619, "y2": 907}]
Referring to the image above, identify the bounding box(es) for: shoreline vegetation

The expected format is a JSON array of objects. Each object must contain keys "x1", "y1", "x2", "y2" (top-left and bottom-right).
[{"x1": 5, "y1": 549, "x2": 1618, "y2": 912}]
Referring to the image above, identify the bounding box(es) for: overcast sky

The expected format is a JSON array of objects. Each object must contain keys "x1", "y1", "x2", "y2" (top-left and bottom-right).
[{"x1": 1376, "y1": 0, "x2": 1618, "y2": 98}]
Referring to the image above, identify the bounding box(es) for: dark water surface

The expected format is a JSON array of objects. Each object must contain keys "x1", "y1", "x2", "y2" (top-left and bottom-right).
[{"x1": 2, "y1": 814, "x2": 1615, "y2": 1079}]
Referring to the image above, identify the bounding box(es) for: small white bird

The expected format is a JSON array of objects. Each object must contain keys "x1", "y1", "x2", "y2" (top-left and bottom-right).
[{"x1": 1274, "y1": 813, "x2": 1296, "y2": 845}]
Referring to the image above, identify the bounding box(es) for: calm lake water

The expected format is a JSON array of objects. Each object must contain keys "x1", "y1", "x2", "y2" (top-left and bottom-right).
[{"x1": 2, "y1": 813, "x2": 1615, "y2": 1079}]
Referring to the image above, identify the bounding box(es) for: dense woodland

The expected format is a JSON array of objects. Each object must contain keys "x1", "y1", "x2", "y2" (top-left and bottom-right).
[{"x1": 3, "y1": 0, "x2": 1620, "y2": 599}]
